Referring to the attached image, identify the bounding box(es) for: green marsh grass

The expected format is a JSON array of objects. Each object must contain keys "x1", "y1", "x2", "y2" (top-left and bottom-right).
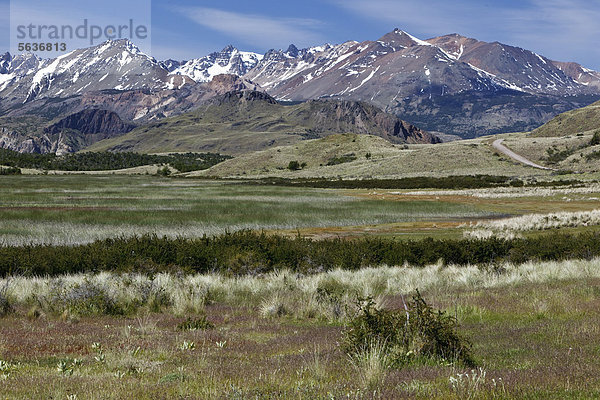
[{"x1": 0, "y1": 175, "x2": 489, "y2": 245}]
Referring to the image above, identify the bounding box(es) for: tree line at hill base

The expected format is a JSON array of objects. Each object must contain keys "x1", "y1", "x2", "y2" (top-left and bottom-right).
[{"x1": 0, "y1": 149, "x2": 231, "y2": 172}]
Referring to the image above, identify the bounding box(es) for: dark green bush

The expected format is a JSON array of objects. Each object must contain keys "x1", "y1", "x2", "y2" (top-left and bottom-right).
[
  {"x1": 157, "y1": 166, "x2": 171, "y2": 176},
  {"x1": 326, "y1": 153, "x2": 357, "y2": 166},
  {"x1": 341, "y1": 292, "x2": 475, "y2": 368},
  {"x1": 2, "y1": 230, "x2": 600, "y2": 278},
  {"x1": 591, "y1": 130, "x2": 600, "y2": 146},
  {"x1": 251, "y1": 175, "x2": 582, "y2": 190},
  {"x1": 0, "y1": 166, "x2": 21, "y2": 175},
  {"x1": 0, "y1": 282, "x2": 13, "y2": 316},
  {"x1": 0, "y1": 149, "x2": 230, "y2": 172},
  {"x1": 176, "y1": 315, "x2": 214, "y2": 331},
  {"x1": 287, "y1": 161, "x2": 301, "y2": 171},
  {"x1": 544, "y1": 146, "x2": 575, "y2": 164}
]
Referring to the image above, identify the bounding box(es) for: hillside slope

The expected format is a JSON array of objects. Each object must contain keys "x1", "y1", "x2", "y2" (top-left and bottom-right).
[
  {"x1": 531, "y1": 100, "x2": 600, "y2": 137},
  {"x1": 190, "y1": 133, "x2": 552, "y2": 179},
  {"x1": 87, "y1": 91, "x2": 438, "y2": 155}
]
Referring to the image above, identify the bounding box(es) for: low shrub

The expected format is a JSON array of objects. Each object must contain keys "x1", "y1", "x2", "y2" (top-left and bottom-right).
[
  {"x1": 0, "y1": 148, "x2": 230, "y2": 172},
  {"x1": 287, "y1": 161, "x2": 306, "y2": 171},
  {"x1": 0, "y1": 281, "x2": 13, "y2": 316},
  {"x1": 0, "y1": 166, "x2": 21, "y2": 175},
  {"x1": 326, "y1": 153, "x2": 357, "y2": 166},
  {"x1": 176, "y1": 315, "x2": 214, "y2": 331},
  {"x1": 591, "y1": 130, "x2": 600, "y2": 146},
  {"x1": 251, "y1": 175, "x2": 581, "y2": 190},
  {"x1": 341, "y1": 291, "x2": 475, "y2": 368},
  {"x1": 33, "y1": 279, "x2": 123, "y2": 316}
]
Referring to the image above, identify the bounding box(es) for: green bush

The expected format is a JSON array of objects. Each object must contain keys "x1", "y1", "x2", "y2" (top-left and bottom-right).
[
  {"x1": 176, "y1": 315, "x2": 214, "y2": 331},
  {"x1": 2, "y1": 230, "x2": 600, "y2": 278},
  {"x1": 0, "y1": 166, "x2": 21, "y2": 175},
  {"x1": 0, "y1": 149, "x2": 230, "y2": 172},
  {"x1": 326, "y1": 153, "x2": 357, "y2": 166},
  {"x1": 0, "y1": 282, "x2": 13, "y2": 316},
  {"x1": 543, "y1": 146, "x2": 575, "y2": 164},
  {"x1": 591, "y1": 130, "x2": 600, "y2": 146},
  {"x1": 287, "y1": 161, "x2": 301, "y2": 171},
  {"x1": 341, "y1": 292, "x2": 475, "y2": 368},
  {"x1": 157, "y1": 166, "x2": 171, "y2": 176},
  {"x1": 253, "y1": 175, "x2": 581, "y2": 190}
]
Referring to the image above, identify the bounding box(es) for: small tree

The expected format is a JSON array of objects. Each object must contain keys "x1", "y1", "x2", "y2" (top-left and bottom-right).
[
  {"x1": 287, "y1": 161, "x2": 301, "y2": 171},
  {"x1": 590, "y1": 130, "x2": 600, "y2": 146},
  {"x1": 158, "y1": 165, "x2": 171, "y2": 176}
]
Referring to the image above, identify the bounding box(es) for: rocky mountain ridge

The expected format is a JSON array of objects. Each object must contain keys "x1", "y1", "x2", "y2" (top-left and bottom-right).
[{"x1": 1, "y1": 29, "x2": 599, "y2": 151}]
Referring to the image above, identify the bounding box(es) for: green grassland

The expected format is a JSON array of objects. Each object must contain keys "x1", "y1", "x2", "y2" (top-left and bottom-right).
[
  {"x1": 1, "y1": 175, "x2": 600, "y2": 398},
  {"x1": 188, "y1": 133, "x2": 562, "y2": 180},
  {"x1": 3, "y1": 174, "x2": 600, "y2": 246},
  {"x1": 3, "y1": 97, "x2": 600, "y2": 398},
  {"x1": 0, "y1": 175, "x2": 494, "y2": 246}
]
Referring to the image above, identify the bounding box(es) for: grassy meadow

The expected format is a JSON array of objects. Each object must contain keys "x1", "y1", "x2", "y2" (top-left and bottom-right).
[
  {"x1": 3, "y1": 260, "x2": 600, "y2": 398},
  {"x1": 2, "y1": 173, "x2": 600, "y2": 398},
  {"x1": 2, "y1": 174, "x2": 600, "y2": 245},
  {"x1": 0, "y1": 175, "x2": 493, "y2": 246}
]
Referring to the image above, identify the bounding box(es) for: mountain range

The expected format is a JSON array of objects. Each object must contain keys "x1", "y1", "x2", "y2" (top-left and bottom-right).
[{"x1": 1, "y1": 28, "x2": 599, "y2": 154}]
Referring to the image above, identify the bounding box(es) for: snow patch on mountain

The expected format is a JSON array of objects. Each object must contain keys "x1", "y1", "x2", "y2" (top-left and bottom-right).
[{"x1": 172, "y1": 46, "x2": 263, "y2": 83}]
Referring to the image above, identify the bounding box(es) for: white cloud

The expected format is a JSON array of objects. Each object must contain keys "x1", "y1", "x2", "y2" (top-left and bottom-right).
[{"x1": 177, "y1": 7, "x2": 325, "y2": 50}]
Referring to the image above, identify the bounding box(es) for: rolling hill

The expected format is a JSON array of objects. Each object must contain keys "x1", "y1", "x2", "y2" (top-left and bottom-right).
[
  {"x1": 531, "y1": 100, "x2": 600, "y2": 137},
  {"x1": 86, "y1": 90, "x2": 439, "y2": 155},
  {"x1": 190, "y1": 133, "x2": 553, "y2": 180}
]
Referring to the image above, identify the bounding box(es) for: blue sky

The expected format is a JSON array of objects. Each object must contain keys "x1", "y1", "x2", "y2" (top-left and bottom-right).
[{"x1": 1, "y1": 0, "x2": 599, "y2": 70}]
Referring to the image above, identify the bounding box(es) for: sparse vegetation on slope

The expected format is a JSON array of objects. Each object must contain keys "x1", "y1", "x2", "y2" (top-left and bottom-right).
[
  {"x1": 531, "y1": 99, "x2": 600, "y2": 137},
  {"x1": 193, "y1": 133, "x2": 553, "y2": 179}
]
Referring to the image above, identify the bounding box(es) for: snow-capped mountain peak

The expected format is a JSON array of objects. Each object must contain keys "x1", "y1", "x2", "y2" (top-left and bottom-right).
[
  {"x1": 285, "y1": 44, "x2": 299, "y2": 58},
  {"x1": 0, "y1": 52, "x2": 11, "y2": 74},
  {"x1": 0, "y1": 39, "x2": 192, "y2": 103},
  {"x1": 172, "y1": 45, "x2": 263, "y2": 83}
]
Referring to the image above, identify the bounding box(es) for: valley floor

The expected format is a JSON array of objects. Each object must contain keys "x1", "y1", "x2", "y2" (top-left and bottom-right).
[
  {"x1": 2, "y1": 174, "x2": 600, "y2": 244},
  {"x1": 2, "y1": 260, "x2": 600, "y2": 399},
  {"x1": 1, "y1": 174, "x2": 600, "y2": 398}
]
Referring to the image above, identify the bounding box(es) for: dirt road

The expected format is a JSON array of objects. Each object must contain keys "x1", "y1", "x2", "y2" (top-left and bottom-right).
[{"x1": 492, "y1": 139, "x2": 553, "y2": 170}]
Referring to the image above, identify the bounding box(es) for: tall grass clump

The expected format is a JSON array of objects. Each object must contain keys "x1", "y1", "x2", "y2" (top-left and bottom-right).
[
  {"x1": 36, "y1": 278, "x2": 124, "y2": 316},
  {"x1": 348, "y1": 339, "x2": 393, "y2": 392},
  {"x1": 2, "y1": 258, "x2": 600, "y2": 318},
  {"x1": 466, "y1": 209, "x2": 600, "y2": 237},
  {"x1": 341, "y1": 292, "x2": 475, "y2": 369},
  {"x1": 0, "y1": 280, "x2": 13, "y2": 316}
]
